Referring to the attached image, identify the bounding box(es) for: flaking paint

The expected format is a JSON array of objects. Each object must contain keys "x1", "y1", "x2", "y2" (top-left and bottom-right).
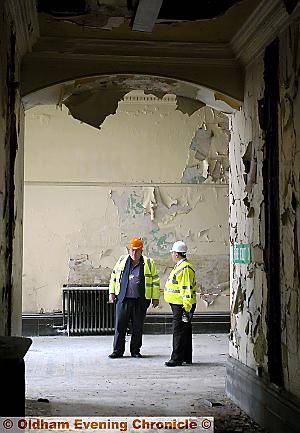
[
  {"x1": 228, "y1": 19, "x2": 300, "y2": 398},
  {"x1": 23, "y1": 96, "x2": 230, "y2": 314}
]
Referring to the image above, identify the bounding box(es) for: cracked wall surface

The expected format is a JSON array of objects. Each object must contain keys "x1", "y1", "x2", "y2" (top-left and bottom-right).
[
  {"x1": 182, "y1": 109, "x2": 229, "y2": 184},
  {"x1": 23, "y1": 94, "x2": 230, "y2": 314},
  {"x1": 229, "y1": 54, "x2": 267, "y2": 371},
  {"x1": 229, "y1": 19, "x2": 300, "y2": 399}
]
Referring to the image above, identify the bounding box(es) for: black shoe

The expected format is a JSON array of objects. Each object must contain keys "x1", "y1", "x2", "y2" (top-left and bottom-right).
[
  {"x1": 131, "y1": 353, "x2": 143, "y2": 358},
  {"x1": 108, "y1": 352, "x2": 123, "y2": 359},
  {"x1": 165, "y1": 359, "x2": 182, "y2": 367},
  {"x1": 183, "y1": 361, "x2": 192, "y2": 365}
]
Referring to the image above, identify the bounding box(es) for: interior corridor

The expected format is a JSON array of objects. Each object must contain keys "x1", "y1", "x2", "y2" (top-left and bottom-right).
[
  {"x1": 1, "y1": 2, "x2": 300, "y2": 432},
  {"x1": 25, "y1": 334, "x2": 264, "y2": 433}
]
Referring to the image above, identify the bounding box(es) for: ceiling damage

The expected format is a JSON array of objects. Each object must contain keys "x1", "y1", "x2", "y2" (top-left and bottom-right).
[
  {"x1": 31, "y1": 1, "x2": 247, "y2": 125},
  {"x1": 37, "y1": 0, "x2": 246, "y2": 31},
  {"x1": 24, "y1": 74, "x2": 240, "y2": 128},
  {"x1": 60, "y1": 76, "x2": 207, "y2": 128}
]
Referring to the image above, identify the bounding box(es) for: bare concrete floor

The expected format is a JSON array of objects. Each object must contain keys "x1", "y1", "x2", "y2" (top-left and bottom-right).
[{"x1": 25, "y1": 334, "x2": 265, "y2": 433}]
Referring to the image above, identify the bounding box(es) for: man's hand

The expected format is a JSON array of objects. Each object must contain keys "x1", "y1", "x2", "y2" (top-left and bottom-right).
[
  {"x1": 152, "y1": 299, "x2": 159, "y2": 308},
  {"x1": 182, "y1": 309, "x2": 192, "y2": 322},
  {"x1": 108, "y1": 293, "x2": 116, "y2": 303}
]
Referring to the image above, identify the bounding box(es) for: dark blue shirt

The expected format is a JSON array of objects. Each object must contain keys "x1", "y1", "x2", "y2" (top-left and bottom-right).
[{"x1": 126, "y1": 261, "x2": 141, "y2": 298}]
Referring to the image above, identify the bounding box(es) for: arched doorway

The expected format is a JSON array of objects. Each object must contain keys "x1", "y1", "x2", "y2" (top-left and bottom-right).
[{"x1": 23, "y1": 75, "x2": 235, "y2": 422}]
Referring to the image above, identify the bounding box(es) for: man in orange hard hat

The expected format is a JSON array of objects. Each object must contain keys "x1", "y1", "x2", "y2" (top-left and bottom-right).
[{"x1": 108, "y1": 237, "x2": 160, "y2": 358}]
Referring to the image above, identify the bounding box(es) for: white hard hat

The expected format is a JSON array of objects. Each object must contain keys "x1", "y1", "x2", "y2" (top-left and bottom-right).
[{"x1": 170, "y1": 241, "x2": 187, "y2": 253}]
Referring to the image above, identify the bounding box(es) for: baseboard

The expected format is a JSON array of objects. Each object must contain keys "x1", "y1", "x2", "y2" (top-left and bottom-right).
[
  {"x1": 22, "y1": 313, "x2": 64, "y2": 337},
  {"x1": 226, "y1": 356, "x2": 300, "y2": 433},
  {"x1": 22, "y1": 312, "x2": 230, "y2": 336},
  {"x1": 144, "y1": 312, "x2": 230, "y2": 334}
]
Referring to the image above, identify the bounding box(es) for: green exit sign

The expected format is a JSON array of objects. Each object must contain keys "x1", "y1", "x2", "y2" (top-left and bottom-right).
[{"x1": 233, "y1": 243, "x2": 251, "y2": 264}]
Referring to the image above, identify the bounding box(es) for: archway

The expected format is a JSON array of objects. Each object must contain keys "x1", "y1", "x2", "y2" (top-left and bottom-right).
[{"x1": 23, "y1": 74, "x2": 235, "y2": 420}]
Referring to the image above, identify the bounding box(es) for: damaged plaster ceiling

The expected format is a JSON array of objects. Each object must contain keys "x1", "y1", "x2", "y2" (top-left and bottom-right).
[
  {"x1": 23, "y1": 74, "x2": 240, "y2": 128},
  {"x1": 37, "y1": 0, "x2": 246, "y2": 31}
]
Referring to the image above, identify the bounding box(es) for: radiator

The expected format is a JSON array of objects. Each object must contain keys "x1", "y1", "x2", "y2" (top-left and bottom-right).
[{"x1": 62, "y1": 286, "x2": 115, "y2": 336}]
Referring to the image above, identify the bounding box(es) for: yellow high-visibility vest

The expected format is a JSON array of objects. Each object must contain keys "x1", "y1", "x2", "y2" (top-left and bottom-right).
[
  {"x1": 164, "y1": 259, "x2": 197, "y2": 312},
  {"x1": 109, "y1": 255, "x2": 160, "y2": 300}
]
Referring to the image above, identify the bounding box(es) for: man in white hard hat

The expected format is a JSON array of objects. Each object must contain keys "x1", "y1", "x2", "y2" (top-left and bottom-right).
[{"x1": 164, "y1": 241, "x2": 197, "y2": 366}]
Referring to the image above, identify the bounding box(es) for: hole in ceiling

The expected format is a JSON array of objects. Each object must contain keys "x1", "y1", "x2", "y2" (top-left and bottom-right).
[
  {"x1": 37, "y1": 0, "x2": 88, "y2": 17},
  {"x1": 158, "y1": 0, "x2": 244, "y2": 21}
]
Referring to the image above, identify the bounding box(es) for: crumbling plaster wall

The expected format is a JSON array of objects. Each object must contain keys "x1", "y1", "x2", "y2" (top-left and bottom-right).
[
  {"x1": 229, "y1": 56, "x2": 266, "y2": 371},
  {"x1": 24, "y1": 94, "x2": 230, "y2": 314},
  {"x1": 229, "y1": 21, "x2": 300, "y2": 398},
  {"x1": 279, "y1": 21, "x2": 300, "y2": 399}
]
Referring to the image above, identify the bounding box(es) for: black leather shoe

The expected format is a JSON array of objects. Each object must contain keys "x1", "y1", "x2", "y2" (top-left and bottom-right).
[
  {"x1": 131, "y1": 353, "x2": 143, "y2": 358},
  {"x1": 165, "y1": 359, "x2": 182, "y2": 367},
  {"x1": 108, "y1": 352, "x2": 123, "y2": 359}
]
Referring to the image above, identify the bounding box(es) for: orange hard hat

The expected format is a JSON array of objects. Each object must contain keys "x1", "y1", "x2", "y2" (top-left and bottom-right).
[{"x1": 129, "y1": 237, "x2": 143, "y2": 250}]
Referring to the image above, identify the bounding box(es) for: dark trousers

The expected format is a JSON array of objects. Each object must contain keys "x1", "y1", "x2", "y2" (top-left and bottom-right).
[
  {"x1": 113, "y1": 297, "x2": 150, "y2": 355},
  {"x1": 170, "y1": 303, "x2": 196, "y2": 363}
]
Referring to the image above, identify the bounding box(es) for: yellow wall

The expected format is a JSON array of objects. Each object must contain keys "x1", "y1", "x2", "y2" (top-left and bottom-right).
[{"x1": 23, "y1": 93, "x2": 230, "y2": 313}]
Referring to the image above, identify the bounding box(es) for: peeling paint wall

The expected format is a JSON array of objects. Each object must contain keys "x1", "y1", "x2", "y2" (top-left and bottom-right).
[
  {"x1": 228, "y1": 52, "x2": 284, "y2": 374},
  {"x1": 182, "y1": 109, "x2": 229, "y2": 184},
  {"x1": 279, "y1": 20, "x2": 300, "y2": 399},
  {"x1": 23, "y1": 93, "x2": 230, "y2": 314},
  {"x1": 228, "y1": 55, "x2": 267, "y2": 371},
  {"x1": 229, "y1": 20, "x2": 300, "y2": 399},
  {"x1": 110, "y1": 184, "x2": 229, "y2": 308}
]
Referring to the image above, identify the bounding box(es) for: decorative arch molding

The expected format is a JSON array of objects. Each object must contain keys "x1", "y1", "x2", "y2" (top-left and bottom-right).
[{"x1": 21, "y1": 37, "x2": 244, "y2": 103}]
